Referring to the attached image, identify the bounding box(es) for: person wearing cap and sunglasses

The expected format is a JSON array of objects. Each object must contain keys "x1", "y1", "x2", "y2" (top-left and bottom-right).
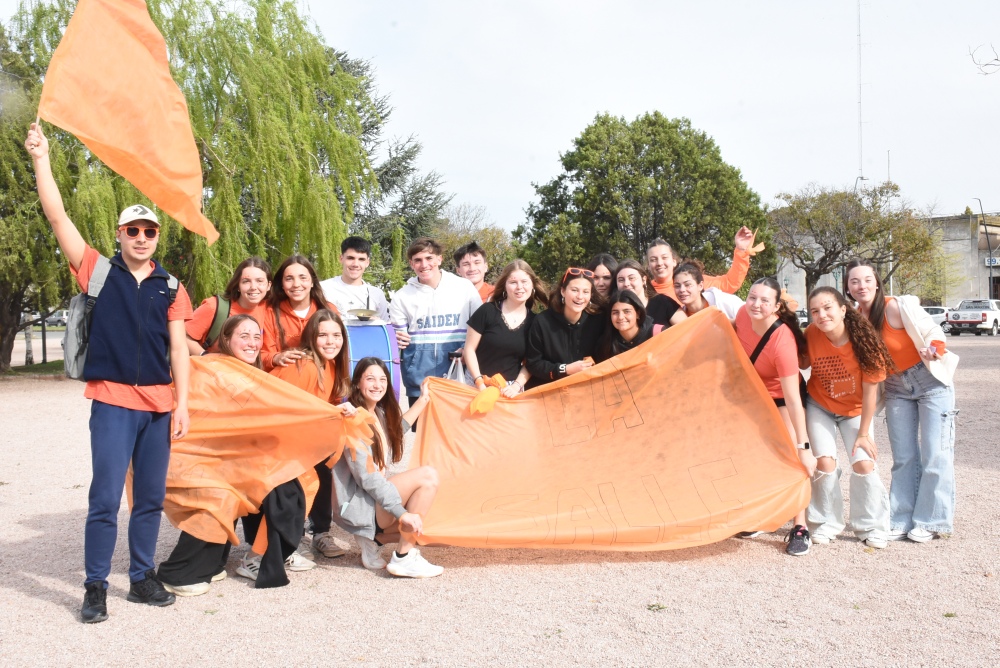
[
  {"x1": 25, "y1": 123, "x2": 194, "y2": 623},
  {"x1": 525, "y1": 267, "x2": 607, "y2": 386}
]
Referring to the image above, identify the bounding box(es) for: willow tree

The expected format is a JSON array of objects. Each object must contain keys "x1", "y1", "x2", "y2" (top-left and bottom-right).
[{"x1": 0, "y1": 0, "x2": 374, "y2": 370}]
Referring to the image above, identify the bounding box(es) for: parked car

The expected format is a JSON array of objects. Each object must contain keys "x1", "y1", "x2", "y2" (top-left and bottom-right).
[
  {"x1": 949, "y1": 299, "x2": 1000, "y2": 336},
  {"x1": 45, "y1": 309, "x2": 69, "y2": 327},
  {"x1": 796, "y1": 309, "x2": 808, "y2": 328},
  {"x1": 922, "y1": 306, "x2": 951, "y2": 333}
]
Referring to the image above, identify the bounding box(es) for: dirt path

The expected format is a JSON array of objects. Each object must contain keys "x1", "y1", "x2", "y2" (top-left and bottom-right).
[{"x1": 1, "y1": 338, "x2": 998, "y2": 666}]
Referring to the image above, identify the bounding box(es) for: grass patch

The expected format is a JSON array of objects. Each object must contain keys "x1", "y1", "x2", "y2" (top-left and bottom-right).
[{"x1": 5, "y1": 360, "x2": 64, "y2": 376}]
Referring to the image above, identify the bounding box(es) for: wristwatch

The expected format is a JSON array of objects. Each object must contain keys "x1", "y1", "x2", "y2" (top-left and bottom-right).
[
  {"x1": 558, "y1": 363, "x2": 567, "y2": 375},
  {"x1": 796, "y1": 442, "x2": 811, "y2": 450}
]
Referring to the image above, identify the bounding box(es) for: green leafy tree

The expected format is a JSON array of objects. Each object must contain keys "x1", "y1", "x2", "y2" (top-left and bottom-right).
[
  {"x1": 514, "y1": 112, "x2": 773, "y2": 282},
  {"x1": 770, "y1": 182, "x2": 935, "y2": 296},
  {"x1": 0, "y1": 0, "x2": 375, "y2": 371}
]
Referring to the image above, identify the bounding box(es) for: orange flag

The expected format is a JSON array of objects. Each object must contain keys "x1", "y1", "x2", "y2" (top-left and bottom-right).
[
  {"x1": 412, "y1": 308, "x2": 810, "y2": 551},
  {"x1": 37, "y1": 0, "x2": 219, "y2": 243},
  {"x1": 164, "y1": 355, "x2": 374, "y2": 545}
]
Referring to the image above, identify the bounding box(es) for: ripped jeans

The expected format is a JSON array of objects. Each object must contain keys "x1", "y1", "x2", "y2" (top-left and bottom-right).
[
  {"x1": 884, "y1": 363, "x2": 957, "y2": 534},
  {"x1": 805, "y1": 398, "x2": 889, "y2": 542}
]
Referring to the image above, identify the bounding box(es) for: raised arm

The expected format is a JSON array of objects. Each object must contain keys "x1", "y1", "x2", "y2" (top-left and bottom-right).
[
  {"x1": 703, "y1": 226, "x2": 753, "y2": 295},
  {"x1": 25, "y1": 123, "x2": 86, "y2": 271}
]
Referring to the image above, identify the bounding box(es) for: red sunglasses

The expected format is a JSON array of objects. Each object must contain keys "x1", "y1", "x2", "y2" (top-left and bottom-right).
[
  {"x1": 561, "y1": 267, "x2": 595, "y2": 283},
  {"x1": 123, "y1": 226, "x2": 159, "y2": 240}
]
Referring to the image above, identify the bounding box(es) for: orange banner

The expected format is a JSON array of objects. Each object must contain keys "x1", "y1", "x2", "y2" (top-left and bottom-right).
[
  {"x1": 164, "y1": 356, "x2": 372, "y2": 545},
  {"x1": 412, "y1": 309, "x2": 810, "y2": 550},
  {"x1": 38, "y1": 0, "x2": 219, "y2": 243}
]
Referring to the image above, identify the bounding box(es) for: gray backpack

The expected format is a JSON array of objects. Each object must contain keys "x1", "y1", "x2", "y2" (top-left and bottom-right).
[{"x1": 63, "y1": 256, "x2": 179, "y2": 380}]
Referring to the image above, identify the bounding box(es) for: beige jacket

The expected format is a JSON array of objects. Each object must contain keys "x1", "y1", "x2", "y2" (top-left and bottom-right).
[{"x1": 893, "y1": 295, "x2": 959, "y2": 386}]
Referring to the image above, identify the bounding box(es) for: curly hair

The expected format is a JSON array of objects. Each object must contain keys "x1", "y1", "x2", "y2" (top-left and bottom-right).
[{"x1": 808, "y1": 287, "x2": 895, "y2": 375}]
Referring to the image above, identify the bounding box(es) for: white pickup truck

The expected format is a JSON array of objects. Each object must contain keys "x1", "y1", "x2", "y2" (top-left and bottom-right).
[{"x1": 949, "y1": 299, "x2": 1000, "y2": 336}]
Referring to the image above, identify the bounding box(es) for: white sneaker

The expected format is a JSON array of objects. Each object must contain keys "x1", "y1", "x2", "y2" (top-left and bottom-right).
[
  {"x1": 355, "y1": 535, "x2": 387, "y2": 570},
  {"x1": 386, "y1": 548, "x2": 444, "y2": 579},
  {"x1": 162, "y1": 581, "x2": 211, "y2": 597},
  {"x1": 312, "y1": 532, "x2": 347, "y2": 558},
  {"x1": 236, "y1": 554, "x2": 260, "y2": 581},
  {"x1": 907, "y1": 528, "x2": 934, "y2": 543},
  {"x1": 285, "y1": 551, "x2": 316, "y2": 572},
  {"x1": 864, "y1": 536, "x2": 888, "y2": 549},
  {"x1": 887, "y1": 530, "x2": 908, "y2": 541},
  {"x1": 811, "y1": 534, "x2": 836, "y2": 545},
  {"x1": 211, "y1": 570, "x2": 227, "y2": 582}
]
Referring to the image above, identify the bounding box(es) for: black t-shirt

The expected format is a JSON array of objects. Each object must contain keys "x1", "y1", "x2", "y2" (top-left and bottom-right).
[
  {"x1": 646, "y1": 294, "x2": 681, "y2": 328},
  {"x1": 467, "y1": 301, "x2": 535, "y2": 381}
]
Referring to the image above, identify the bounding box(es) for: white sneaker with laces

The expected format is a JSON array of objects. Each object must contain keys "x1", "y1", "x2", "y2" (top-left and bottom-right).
[
  {"x1": 236, "y1": 554, "x2": 260, "y2": 581},
  {"x1": 285, "y1": 551, "x2": 316, "y2": 572},
  {"x1": 907, "y1": 528, "x2": 934, "y2": 543},
  {"x1": 887, "y1": 530, "x2": 908, "y2": 541},
  {"x1": 386, "y1": 548, "x2": 444, "y2": 579},
  {"x1": 355, "y1": 535, "x2": 387, "y2": 570},
  {"x1": 312, "y1": 532, "x2": 347, "y2": 558},
  {"x1": 162, "y1": 581, "x2": 211, "y2": 597},
  {"x1": 864, "y1": 536, "x2": 888, "y2": 549}
]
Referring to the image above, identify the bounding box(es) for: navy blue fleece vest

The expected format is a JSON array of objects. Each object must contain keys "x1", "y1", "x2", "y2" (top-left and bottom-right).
[{"x1": 83, "y1": 254, "x2": 173, "y2": 386}]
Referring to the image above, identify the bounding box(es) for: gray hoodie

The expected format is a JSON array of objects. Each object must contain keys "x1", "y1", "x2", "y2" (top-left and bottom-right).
[{"x1": 331, "y1": 417, "x2": 410, "y2": 539}]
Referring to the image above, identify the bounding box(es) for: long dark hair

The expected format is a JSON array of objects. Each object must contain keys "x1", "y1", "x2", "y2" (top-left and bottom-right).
[
  {"x1": 268, "y1": 254, "x2": 327, "y2": 350},
  {"x1": 491, "y1": 260, "x2": 549, "y2": 311},
  {"x1": 808, "y1": 287, "x2": 895, "y2": 376},
  {"x1": 216, "y1": 314, "x2": 263, "y2": 369},
  {"x1": 612, "y1": 259, "x2": 656, "y2": 302},
  {"x1": 349, "y1": 357, "x2": 404, "y2": 469},
  {"x1": 843, "y1": 258, "x2": 887, "y2": 336},
  {"x1": 601, "y1": 290, "x2": 652, "y2": 359},
  {"x1": 750, "y1": 277, "x2": 806, "y2": 356},
  {"x1": 587, "y1": 253, "x2": 618, "y2": 275},
  {"x1": 298, "y1": 309, "x2": 351, "y2": 400},
  {"x1": 224, "y1": 257, "x2": 271, "y2": 303}
]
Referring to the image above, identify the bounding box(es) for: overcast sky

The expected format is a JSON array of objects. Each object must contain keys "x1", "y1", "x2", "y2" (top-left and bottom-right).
[{"x1": 4, "y1": 1, "x2": 999, "y2": 229}]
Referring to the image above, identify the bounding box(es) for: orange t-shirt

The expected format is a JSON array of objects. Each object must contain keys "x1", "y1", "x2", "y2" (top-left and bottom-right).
[
  {"x1": 186, "y1": 297, "x2": 267, "y2": 352},
  {"x1": 71, "y1": 246, "x2": 193, "y2": 413},
  {"x1": 260, "y1": 300, "x2": 337, "y2": 370},
  {"x1": 804, "y1": 324, "x2": 886, "y2": 417},
  {"x1": 880, "y1": 298, "x2": 921, "y2": 373},
  {"x1": 270, "y1": 357, "x2": 340, "y2": 404},
  {"x1": 477, "y1": 282, "x2": 495, "y2": 303},
  {"x1": 651, "y1": 248, "x2": 750, "y2": 300},
  {"x1": 734, "y1": 306, "x2": 799, "y2": 399}
]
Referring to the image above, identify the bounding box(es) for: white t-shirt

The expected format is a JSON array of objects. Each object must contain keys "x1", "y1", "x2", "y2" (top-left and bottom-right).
[{"x1": 319, "y1": 275, "x2": 390, "y2": 322}]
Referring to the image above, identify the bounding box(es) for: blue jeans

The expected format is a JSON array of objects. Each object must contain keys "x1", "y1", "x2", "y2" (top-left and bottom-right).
[
  {"x1": 85, "y1": 401, "x2": 172, "y2": 587},
  {"x1": 805, "y1": 399, "x2": 889, "y2": 541},
  {"x1": 884, "y1": 363, "x2": 957, "y2": 534}
]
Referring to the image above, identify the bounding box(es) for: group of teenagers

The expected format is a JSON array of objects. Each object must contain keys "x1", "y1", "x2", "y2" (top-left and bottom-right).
[{"x1": 24, "y1": 123, "x2": 957, "y2": 626}]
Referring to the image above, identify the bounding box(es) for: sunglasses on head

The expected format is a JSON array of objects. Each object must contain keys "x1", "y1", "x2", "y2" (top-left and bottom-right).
[
  {"x1": 123, "y1": 226, "x2": 159, "y2": 240},
  {"x1": 562, "y1": 267, "x2": 595, "y2": 283}
]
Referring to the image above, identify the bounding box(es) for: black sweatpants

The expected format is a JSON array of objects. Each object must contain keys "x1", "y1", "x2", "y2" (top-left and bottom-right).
[{"x1": 157, "y1": 531, "x2": 231, "y2": 586}]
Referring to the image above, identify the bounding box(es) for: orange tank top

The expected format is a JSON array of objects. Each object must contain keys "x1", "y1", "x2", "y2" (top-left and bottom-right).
[{"x1": 881, "y1": 298, "x2": 921, "y2": 373}]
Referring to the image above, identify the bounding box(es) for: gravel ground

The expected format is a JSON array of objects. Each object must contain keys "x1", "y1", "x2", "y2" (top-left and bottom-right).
[{"x1": 1, "y1": 337, "x2": 998, "y2": 666}]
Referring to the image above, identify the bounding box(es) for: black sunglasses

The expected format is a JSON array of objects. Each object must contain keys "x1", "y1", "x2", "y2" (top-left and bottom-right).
[{"x1": 123, "y1": 226, "x2": 159, "y2": 240}]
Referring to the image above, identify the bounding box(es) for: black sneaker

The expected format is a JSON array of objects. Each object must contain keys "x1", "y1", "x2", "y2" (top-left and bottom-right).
[
  {"x1": 126, "y1": 569, "x2": 176, "y2": 607},
  {"x1": 81, "y1": 583, "x2": 109, "y2": 623},
  {"x1": 785, "y1": 525, "x2": 811, "y2": 556},
  {"x1": 736, "y1": 531, "x2": 764, "y2": 539}
]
